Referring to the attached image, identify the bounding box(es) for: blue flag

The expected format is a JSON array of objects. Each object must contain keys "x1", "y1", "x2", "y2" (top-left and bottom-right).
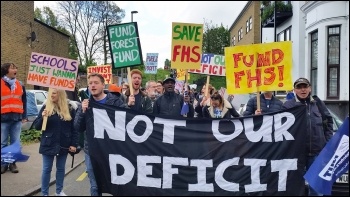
[
  {"x1": 1, "y1": 140, "x2": 30, "y2": 163},
  {"x1": 180, "y1": 102, "x2": 189, "y2": 115},
  {"x1": 304, "y1": 117, "x2": 349, "y2": 195}
]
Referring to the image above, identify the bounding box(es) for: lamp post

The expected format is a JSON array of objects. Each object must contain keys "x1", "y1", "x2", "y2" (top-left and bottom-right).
[{"x1": 131, "y1": 10, "x2": 138, "y2": 22}]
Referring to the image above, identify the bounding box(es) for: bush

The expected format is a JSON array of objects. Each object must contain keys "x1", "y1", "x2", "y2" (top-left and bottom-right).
[{"x1": 20, "y1": 129, "x2": 41, "y2": 144}]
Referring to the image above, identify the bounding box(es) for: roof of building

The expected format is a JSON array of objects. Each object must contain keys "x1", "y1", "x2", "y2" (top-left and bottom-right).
[
  {"x1": 229, "y1": 1, "x2": 252, "y2": 31},
  {"x1": 34, "y1": 18, "x2": 70, "y2": 38}
]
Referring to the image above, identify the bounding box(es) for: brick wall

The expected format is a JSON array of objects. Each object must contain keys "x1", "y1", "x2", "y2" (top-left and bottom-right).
[
  {"x1": 1, "y1": 1, "x2": 69, "y2": 89},
  {"x1": 230, "y1": 1, "x2": 261, "y2": 46}
]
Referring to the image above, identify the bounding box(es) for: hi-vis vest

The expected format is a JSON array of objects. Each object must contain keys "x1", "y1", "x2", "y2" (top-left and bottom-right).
[{"x1": 1, "y1": 79, "x2": 24, "y2": 114}]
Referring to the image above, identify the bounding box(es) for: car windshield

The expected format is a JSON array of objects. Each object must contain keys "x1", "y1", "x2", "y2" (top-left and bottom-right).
[{"x1": 328, "y1": 108, "x2": 343, "y2": 131}]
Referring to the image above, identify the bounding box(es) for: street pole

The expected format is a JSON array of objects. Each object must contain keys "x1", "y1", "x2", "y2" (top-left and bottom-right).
[{"x1": 131, "y1": 10, "x2": 138, "y2": 22}]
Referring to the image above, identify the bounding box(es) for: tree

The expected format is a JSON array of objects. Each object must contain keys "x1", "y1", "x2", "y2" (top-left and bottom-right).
[
  {"x1": 34, "y1": 6, "x2": 79, "y2": 61},
  {"x1": 199, "y1": 19, "x2": 231, "y2": 90},
  {"x1": 95, "y1": 1, "x2": 125, "y2": 64},
  {"x1": 56, "y1": 1, "x2": 125, "y2": 67}
]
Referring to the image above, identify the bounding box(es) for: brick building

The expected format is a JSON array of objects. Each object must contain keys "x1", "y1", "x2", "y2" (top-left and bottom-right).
[
  {"x1": 229, "y1": 1, "x2": 261, "y2": 46},
  {"x1": 1, "y1": 1, "x2": 70, "y2": 89}
]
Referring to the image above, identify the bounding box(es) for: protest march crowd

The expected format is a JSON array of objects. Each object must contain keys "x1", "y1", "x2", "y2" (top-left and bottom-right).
[
  {"x1": 1, "y1": 21, "x2": 347, "y2": 196},
  {"x1": 2, "y1": 62, "x2": 340, "y2": 196}
]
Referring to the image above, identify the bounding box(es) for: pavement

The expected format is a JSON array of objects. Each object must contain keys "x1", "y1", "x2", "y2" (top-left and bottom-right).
[{"x1": 1, "y1": 142, "x2": 85, "y2": 196}]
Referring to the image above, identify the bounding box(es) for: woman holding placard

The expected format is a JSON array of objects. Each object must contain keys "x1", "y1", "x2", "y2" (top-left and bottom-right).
[{"x1": 32, "y1": 88, "x2": 78, "y2": 196}]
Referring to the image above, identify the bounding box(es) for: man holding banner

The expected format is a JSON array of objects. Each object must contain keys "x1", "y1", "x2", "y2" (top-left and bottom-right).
[
  {"x1": 74, "y1": 73, "x2": 128, "y2": 196},
  {"x1": 282, "y1": 77, "x2": 334, "y2": 196},
  {"x1": 153, "y1": 77, "x2": 194, "y2": 117}
]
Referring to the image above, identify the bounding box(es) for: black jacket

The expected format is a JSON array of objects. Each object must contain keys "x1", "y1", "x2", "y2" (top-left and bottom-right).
[
  {"x1": 195, "y1": 96, "x2": 205, "y2": 118},
  {"x1": 125, "y1": 89, "x2": 153, "y2": 114},
  {"x1": 33, "y1": 100, "x2": 79, "y2": 156},
  {"x1": 153, "y1": 91, "x2": 194, "y2": 118},
  {"x1": 282, "y1": 95, "x2": 333, "y2": 156},
  {"x1": 74, "y1": 92, "x2": 127, "y2": 154}
]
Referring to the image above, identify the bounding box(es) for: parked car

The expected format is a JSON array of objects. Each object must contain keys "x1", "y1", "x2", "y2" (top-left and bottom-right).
[{"x1": 21, "y1": 90, "x2": 48, "y2": 131}]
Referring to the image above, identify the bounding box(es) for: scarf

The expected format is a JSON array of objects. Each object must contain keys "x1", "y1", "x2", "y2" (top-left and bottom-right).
[{"x1": 2, "y1": 76, "x2": 17, "y2": 93}]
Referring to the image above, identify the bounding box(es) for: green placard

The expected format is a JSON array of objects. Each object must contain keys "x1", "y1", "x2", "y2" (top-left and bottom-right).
[{"x1": 107, "y1": 22, "x2": 143, "y2": 68}]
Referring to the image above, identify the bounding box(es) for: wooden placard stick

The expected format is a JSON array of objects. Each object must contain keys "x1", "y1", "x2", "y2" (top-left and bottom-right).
[
  {"x1": 41, "y1": 116, "x2": 48, "y2": 131},
  {"x1": 127, "y1": 67, "x2": 134, "y2": 96}
]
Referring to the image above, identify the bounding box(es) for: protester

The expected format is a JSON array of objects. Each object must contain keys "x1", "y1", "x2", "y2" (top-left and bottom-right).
[
  {"x1": 145, "y1": 80, "x2": 158, "y2": 107},
  {"x1": 74, "y1": 73, "x2": 127, "y2": 196},
  {"x1": 182, "y1": 84, "x2": 195, "y2": 105},
  {"x1": 203, "y1": 92, "x2": 240, "y2": 118},
  {"x1": 243, "y1": 91, "x2": 283, "y2": 116},
  {"x1": 155, "y1": 80, "x2": 164, "y2": 98},
  {"x1": 108, "y1": 84, "x2": 126, "y2": 103},
  {"x1": 121, "y1": 82, "x2": 129, "y2": 95},
  {"x1": 195, "y1": 84, "x2": 216, "y2": 118},
  {"x1": 32, "y1": 88, "x2": 78, "y2": 196},
  {"x1": 66, "y1": 75, "x2": 80, "y2": 102},
  {"x1": 153, "y1": 77, "x2": 194, "y2": 117},
  {"x1": 124, "y1": 69, "x2": 153, "y2": 114},
  {"x1": 282, "y1": 77, "x2": 334, "y2": 196},
  {"x1": 1, "y1": 63, "x2": 27, "y2": 174}
]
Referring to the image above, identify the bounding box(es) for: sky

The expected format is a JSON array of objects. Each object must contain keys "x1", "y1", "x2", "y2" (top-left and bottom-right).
[{"x1": 34, "y1": 1, "x2": 248, "y2": 68}]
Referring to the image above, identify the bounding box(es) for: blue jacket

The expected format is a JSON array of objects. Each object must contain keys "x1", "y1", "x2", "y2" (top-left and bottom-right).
[
  {"x1": 243, "y1": 94, "x2": 283, "y2": 116},
  {"x1": 33, "y1": 100, "x2": 79, "y2": 156},
  {"x1": 282, "y1": 95, "x2": 334, "y2": 156}
]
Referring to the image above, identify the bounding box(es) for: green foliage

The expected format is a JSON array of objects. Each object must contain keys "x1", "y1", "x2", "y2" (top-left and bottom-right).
[
  {"x1": 57, "y1": 1, "x2": 125, "y2": 67},
  {"x1": 202, "y1": 20, "x2": 230, "y2": 54},
  {"x1": 142, "y1": 68, "x2": 171, "y2": 87},
  {"x1": 20, "y1": 129, "x2": 41, "y2": 144},
  {"x1": 78, "y1": 65, "x2": 87, "y2": 74},
  {"x1": 195, "y1": 19, "x2": 230, "y2": 90},
  {"x1": 261, "y1": 1, "x2": 293, "y2": 23},
  {"x1": 34, "y1": 6, "x2": 79, "y2": 61}
]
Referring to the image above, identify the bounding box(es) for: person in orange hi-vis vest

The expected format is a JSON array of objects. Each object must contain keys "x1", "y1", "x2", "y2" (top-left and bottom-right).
[{"x1": 1, "y1": 63, "x2": 27, "y2": 174}]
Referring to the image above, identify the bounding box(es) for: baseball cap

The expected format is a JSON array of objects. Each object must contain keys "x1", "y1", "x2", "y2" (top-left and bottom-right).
[
  {"x1": 294, "y1": 78, "x2": 310, "y2": 88},
  {"x1": 108, "y1": 84, "x2": 121, "y2": 93},
  {"x1": 162, "y1": 77, "x2": 176, "y2": 85}
]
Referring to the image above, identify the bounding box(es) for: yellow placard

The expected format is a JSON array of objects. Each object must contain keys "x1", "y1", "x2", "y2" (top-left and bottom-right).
[
  {"x1": 225, "y1": 41, "x2": 293, "y2": 94},
  {"x1": 171, "y1": 22, "x2": 203, "y2": 69},
  {"x1": 176, "y1": 69, "x2": 190, "y2": 81}
]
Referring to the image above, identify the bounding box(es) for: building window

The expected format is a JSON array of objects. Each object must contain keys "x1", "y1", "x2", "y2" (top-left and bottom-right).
[
  {"x1": 238, "y1": 29, "x2": 241, "y2": 41},
  {"x1": 240, "y1": 28, "x2": 243, "y2": 39},
  {"x1": 246, "y1": 20, "x2": 249, "y2": 33},
  {"x1": 231, "y1": 36, "x2": 236, "y2": 46},
  {"x1": 310, "y1": 31, "x2": 318, "y2": 95},
  {"x1": 249, "y1": 17, "x2": 252, "y2": 31},
  {"x1": 277, "y1": 26, "x2": 292, "y2": 41},
  {"x1": 327, "y1": 26, "x2": 340, "y2": 99}
]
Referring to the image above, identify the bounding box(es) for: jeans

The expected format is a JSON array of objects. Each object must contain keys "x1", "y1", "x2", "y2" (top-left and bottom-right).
[
  {"x1": 41, "y1": 154, "x2": 68, "y2": 196},
  {"x1": 1, "y1": 121, "x2": 21, "y2": 166},
  {"x1": 85, "y1": 152, "x2": 101, "y2": 196},
  {"x1": 306, "y1": 155, "x2": 323, "y2": 196}
]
